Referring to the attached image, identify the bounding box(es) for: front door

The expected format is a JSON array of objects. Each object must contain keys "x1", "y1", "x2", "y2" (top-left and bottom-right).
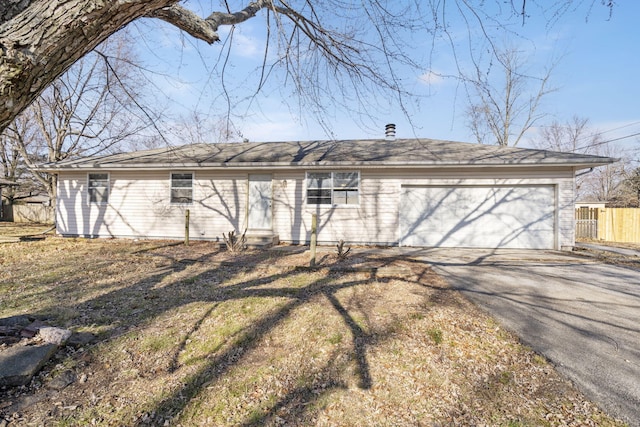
[{"x1": 248, "y1": 174, "x2": 272, "y2": 230}]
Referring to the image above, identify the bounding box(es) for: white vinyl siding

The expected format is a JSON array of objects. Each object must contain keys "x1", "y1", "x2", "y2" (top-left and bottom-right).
[
  {"x1": 558, "y1": 179, "x2": 576, "y2": 249},
  {"x1": 55, "y1": 166, "x2": 576, "y2": 249},
  {"x1": 56, "y1": 170, "x2": 246, "y2": 240},
  {"x1": 274, "y1": 170, "x2": 398, "y2": 245},
  {"x1": 273, "y1": 168, "x2": 573, "y2": 248}
]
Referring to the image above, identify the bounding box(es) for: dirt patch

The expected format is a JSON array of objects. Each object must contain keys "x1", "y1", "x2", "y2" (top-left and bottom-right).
[
  {"x1": 577, "y1": 239, "x2": 640, "y2": 251},
  {"x1": 574, "y1": 244, "x2": 640, "y2": 269},
  {"x1": 0, "y1": 236, "x2": 626, "y2": 426}
]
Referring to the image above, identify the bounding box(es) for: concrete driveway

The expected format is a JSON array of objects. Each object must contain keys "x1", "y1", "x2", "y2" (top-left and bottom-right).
[{"x1": 401, "y1": 248, "x2": 640, "y2": 426}]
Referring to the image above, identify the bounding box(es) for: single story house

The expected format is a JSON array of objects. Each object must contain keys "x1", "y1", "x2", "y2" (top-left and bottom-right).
[{"x1": 38, "y1": 137, "x2": 615, "y2": 250}]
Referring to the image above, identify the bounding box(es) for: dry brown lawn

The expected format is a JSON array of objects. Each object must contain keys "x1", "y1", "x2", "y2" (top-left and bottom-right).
[
  {"x1": 0, "y1": 222, "x2": 52, "y2": 241},
  {"x1": 0, "y1": 230, "x2": 627, "y2": 426}
]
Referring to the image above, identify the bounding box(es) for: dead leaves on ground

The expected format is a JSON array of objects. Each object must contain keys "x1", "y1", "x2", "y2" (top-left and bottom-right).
[{"x1": 0, "y1": 238, "x2": 626, "y2": 426}]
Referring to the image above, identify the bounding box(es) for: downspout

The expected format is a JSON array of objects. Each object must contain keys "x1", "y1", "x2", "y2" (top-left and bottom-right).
[{"x1": 575, "y1": 167, "x2": 594, "y2": 178}]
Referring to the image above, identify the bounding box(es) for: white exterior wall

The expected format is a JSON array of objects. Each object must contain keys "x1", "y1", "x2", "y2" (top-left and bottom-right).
[
  {"x1": 558, "y1": 178, "x2": 576, "y2": 250},
  {"x1": 56, "y1": 166, "x2": 576, "y2": 249},
  {"x1": 273, "y1": 167, "x2": 575, "y2": 249},
  {"x1": 272, "y1": 170, "x2": 398, "y2": 244},
  {"x1": 56, "y1": 170, "x2": 247, "y2": 240}
]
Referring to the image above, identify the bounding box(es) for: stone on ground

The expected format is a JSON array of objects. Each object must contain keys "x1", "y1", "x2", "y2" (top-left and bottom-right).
[
  {"x1": 38, "y1": 327, "x2": 72, "y2": 346},
  {"x1": 0, "y1": 344, "x2": 58, "y2": 387}
]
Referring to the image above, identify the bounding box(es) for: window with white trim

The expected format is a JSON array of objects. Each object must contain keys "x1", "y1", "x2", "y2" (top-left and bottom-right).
[
  {"x1": 306, "y1": 171, "x2": 359, "y2": 205},
  {"x1": 88, "y1": 173, "x2": 109, "y2": 204},
  {"x1": 171, "y1": 172, "x2": 193, "y2": 204}
]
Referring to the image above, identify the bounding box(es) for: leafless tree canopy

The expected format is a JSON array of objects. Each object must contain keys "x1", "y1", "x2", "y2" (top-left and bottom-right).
[
  {"x1": 0, "y1": 1, "x2": 616, "y2": 135},
  {"x1": 532, "y1": 116, "x2": 591, "y2": 153},
  {"x1": 465, "y1": 46, "x2": 556, "y2": 147},
  {"x1": 0, "y1": 112, "x2": 39, "y2": 203},
  {"x1": 2, "y1": 33, "x2": 153, "y2": 209},
  {"x1": 533, "y1": 117, "x2": 635, "y2": 205}
]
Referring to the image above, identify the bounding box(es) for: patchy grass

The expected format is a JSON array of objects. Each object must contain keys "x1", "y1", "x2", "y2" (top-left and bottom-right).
[
  {"x1": 0, "y1": 222, "x2": 53, "y2": 240},
  {"x1": 0, "y1": 233, "x2": 627, "y2": 426}
]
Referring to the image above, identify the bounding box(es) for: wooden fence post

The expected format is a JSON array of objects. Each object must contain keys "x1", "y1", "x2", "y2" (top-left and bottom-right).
[
  {"x1": 185, "y1": 209, "x2": 190, "y2": 246},
  {"x1": 310, "y1": 213, "x2": 317, "y2": 267}
]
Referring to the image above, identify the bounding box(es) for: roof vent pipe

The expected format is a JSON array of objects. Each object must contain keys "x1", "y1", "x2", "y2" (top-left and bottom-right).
[{"x1": 385, "y1": 123, "x2": 396, "y2": 140}]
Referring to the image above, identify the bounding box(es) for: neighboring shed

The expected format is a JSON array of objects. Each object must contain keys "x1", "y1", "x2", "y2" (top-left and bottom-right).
[
  {"x1": 38, "y1": 138, "x2": 615, "y2": 250},
  {"x1": 0, "y1": 178, "x2": 18, "y2": 221}
]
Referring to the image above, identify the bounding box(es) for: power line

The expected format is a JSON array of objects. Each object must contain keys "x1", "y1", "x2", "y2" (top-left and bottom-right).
[
  {"x1": 593, "y1": 120, "x2": 640, "y2": 136},
  {"x1": 573, "y1": 121, "x2": 640, "y2": 147},
  {"x1": 575, "y1": 130, "x2": 640, "y2": 152},
  {"x1": 539, "y1": 119, "x2": 640, "y2": 152}
]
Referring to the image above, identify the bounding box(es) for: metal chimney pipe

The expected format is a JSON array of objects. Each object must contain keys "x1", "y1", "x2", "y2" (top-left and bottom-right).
[{"x1": 385, "y1": 123, "x2": 396, "y2": 140}]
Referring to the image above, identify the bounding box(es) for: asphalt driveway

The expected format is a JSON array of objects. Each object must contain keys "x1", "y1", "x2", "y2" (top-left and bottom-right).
[{"x1": 402, "y1": 248, "x2": 640, "y2": 426}]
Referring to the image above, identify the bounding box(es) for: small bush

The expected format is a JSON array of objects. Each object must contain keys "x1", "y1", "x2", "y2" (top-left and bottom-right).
[
  {"x1": 223, "y1": 230, "x2": 246, "y2": 253},
  {"x1": 336, "y1": 239, "x2": 351, "y2": 260}
]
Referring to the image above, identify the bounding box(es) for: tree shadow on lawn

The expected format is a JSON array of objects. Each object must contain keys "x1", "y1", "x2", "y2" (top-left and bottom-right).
[
  {"x1": 12, "y1": 244, "x2": 446, "y2": 425},
  {"x1": 131, "y1": 269, "x2": 390, "y2": 425}
]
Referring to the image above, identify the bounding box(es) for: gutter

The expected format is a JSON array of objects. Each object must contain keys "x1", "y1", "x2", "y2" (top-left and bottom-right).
[{"x1": 35, "y1": 161, "x2": 614, "y2": 173}]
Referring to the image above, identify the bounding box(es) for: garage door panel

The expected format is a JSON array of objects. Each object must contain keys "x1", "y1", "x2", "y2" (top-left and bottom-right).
[{"x1": 399, "y1": 186, "x2": 555, "y2": 249}]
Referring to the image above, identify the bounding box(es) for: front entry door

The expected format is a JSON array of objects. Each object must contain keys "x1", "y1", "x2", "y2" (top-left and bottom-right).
[{"x1": 248, "y1": 174, "x2": 272, "y2": 230}]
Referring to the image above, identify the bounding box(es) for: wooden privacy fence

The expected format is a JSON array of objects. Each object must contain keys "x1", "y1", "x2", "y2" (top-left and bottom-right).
[
  {"x1": 598, "y1": 208, "x2": 640, "y2": 243},
  {"x1": 2, "y1": 204, "x2": 54, "y2": 224},
  {"x1": 575, "y1": 208, "x2": 640, "y2": 243}
]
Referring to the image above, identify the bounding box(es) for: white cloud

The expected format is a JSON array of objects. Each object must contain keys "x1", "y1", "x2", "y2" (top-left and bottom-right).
[
  {"x1": 216, "y1": 26, "x2": 265, "y2": 60},
  {"x1": 233, "y1": 33, "x2": 262, "y2": 58},
  {"x1": 418, "y1": 71, "x2": 444, "y2": 85}
]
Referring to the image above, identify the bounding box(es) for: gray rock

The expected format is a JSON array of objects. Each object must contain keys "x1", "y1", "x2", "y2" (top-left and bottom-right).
[
  {"x1": 0, "y1": 315, "x2": 33, "y2": 328},
  {"x1": 0, "y1": 344, "x2": 58, "y2": 386},
  {"x1": 47, "y1": 370, "x2": 76, "y2": 390},
  {"x1": 38, "y1": 327, "x2": 72, "y2": 346},
  {"x1": 66, "y1": 332, "x2": 97, "y2": 348}
]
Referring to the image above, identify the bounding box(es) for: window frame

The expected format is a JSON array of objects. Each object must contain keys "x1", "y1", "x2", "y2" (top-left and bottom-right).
[
  {"x1": 305, "y1": 171, "x2": 360, "y2": 207},
  {"x1": 170, "y1": 172, "x2": 194, "y2": 205},
  {"x1": 87, "y1": 172, "x2": 109, "y2": 204}
]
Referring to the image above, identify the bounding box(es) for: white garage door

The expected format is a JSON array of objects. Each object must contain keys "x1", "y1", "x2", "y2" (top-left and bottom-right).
[{"x1": 399, "y1": 185, "x2": 556, "y2": 249}]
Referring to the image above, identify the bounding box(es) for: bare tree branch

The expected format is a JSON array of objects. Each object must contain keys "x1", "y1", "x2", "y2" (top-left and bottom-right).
[
  {"x1": 0, "y1": 0, "x2": 618, "y2": 136},
  {"x1": 2, "y1": 32, "x2": 155, "y2": 208},
  {"x1": 465, "y1": 46, "x2": 556, "y2": 147}
]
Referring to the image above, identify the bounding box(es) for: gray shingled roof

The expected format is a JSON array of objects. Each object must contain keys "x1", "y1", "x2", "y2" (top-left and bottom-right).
[{"x1": 38, "y1": 138, "x2": 615, "y2": 170}]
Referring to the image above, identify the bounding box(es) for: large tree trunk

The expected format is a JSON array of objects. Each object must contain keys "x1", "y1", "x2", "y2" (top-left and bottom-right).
[
  {"x1": 0, "y1": 0, "x2": 272, "y2": 135},
  {"x1": 0, "y1": 0, "x2": 182, "y2": 133}
]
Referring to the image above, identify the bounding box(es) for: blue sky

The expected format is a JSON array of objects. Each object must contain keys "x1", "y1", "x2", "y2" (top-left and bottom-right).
[{"x1": 131, "y1": 1, "x2": 640, "y2": 158}]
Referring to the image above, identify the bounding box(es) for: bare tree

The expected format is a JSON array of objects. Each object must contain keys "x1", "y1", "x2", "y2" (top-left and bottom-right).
[
  {"x1": 0, "y1": 108, "x2": 48, "y2": 203},
  {"x1": 4, "y1": 33, "x2": 153, "y2": 209},
  {"x1": 169, "y1": 112, "x2": 245, "y2": 145},
  {"x1": 532, "y1": 116, "x2": 590, "y2": 153},
  {"x1": 466, "y1": 46, "x2": 556, "y2": 147},
  {"x1": 534, "y1": 117, "x2": 632, "y2": 203},
  {"x1": 619, "y1": 167, "x2": 640, "y2": 207},
  {"x1": 0, "y1": 1, "x2": 617, "y2": 135},
  {"x1": 579, "y1": 141, "x2": 629, "y2": 204}
]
